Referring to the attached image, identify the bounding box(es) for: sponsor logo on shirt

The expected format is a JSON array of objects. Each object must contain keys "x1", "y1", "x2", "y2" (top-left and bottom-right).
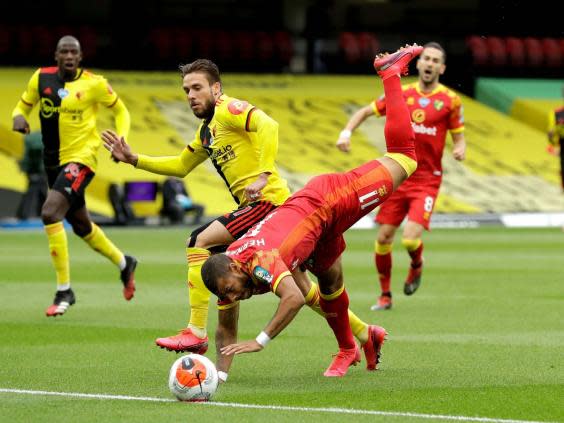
[
  {"x1": 411, "y1": 109, "x2": 426, "y2": 123},
  {"x1": 227, "y1": 100, "x2": 248, "y2": 115},
  {"x1": 253, "y1": 266, "x2": 273, "y2": 285},
  {"x1": 209, "y1": 144, "x2": 235, "y2": 163},
  {"x1": 418, "y1": 97, "x2": 430, "y2": 107},
  {"x1": 411, "y1": 122, "x2": 437, "y2": 136},
  {"x1": 57, "y1": 88, "x2": 69, "y2": 99},
  {"x1": 39, "y1": 98, "x2": 83, "y2": 119}
]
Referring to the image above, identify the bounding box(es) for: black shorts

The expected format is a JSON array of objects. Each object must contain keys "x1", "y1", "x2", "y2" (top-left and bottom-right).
[
  {"x1": 46, "y1": 162, "x2": 95, "y2": 210},
  {"x1": 217, "y1": 200, "x2": 278, "y2": 239}
]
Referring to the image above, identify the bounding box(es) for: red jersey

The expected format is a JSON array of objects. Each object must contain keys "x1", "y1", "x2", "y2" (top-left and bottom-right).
[
  {"x1": 374, "y1": 82, "x2": 464, "y2": 186},
  {"x1": 225, "y1": 161, "x2": 393, "y2": 297}
]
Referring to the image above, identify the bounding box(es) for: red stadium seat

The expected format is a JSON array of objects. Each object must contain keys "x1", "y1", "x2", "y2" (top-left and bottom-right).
[
  {"x1": 541, "y1": 38, "x2": 561, "y2": 68},
  {"x1": 505, "y1": 37, "x2": 525, "y2": 67},
  {"x1": 485, "y1": 36, "x2": 507, "y2": 67},
  {"x1": 256, "y1": 31, "x2": 275, "y2": 64},
  {"x1": 215, "y1": 30, "x2": 235, "y2": 63},
  {"x1": 339, "y1": 32, "x2": 361, "y2": 64},
  {"x1": 0, "y1": 25, "x2": 12, "y2": 56},
  {"x1": 148, "y1": 28, "x2": 173, "y2": 61},
  {"x1": 173, "y1": 28, "x2": 193, "y2": 61},
  {"x1": 272, "y1": 31, "x2": 294, "y2": 65},
  {"x1": 466, "y1": 35, "x2": 488, "y2": 66},
  {"x1": 357, "y1": 32, "x2": 380, "y2": 63},
  {"x1": 78, "y1": 26, "x2": 98, "y2": 59},
  {"x1": 523, "y1": 37, "x2": 543, "y2": 67}
]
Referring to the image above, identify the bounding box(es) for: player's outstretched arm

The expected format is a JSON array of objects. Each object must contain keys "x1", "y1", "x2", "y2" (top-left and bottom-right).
[
  {"x1": 336, "y1": 104, "x2": 374, "y2": 152},
  {"x1": 215, "y1": 303, "x2": 240, "y2": 381},
  {"x1": 220, "y1": 275, "x2": 305, "y2": 355},
  {"x1": 102, "y1": 129, "x2": 138, "y2": 165}
]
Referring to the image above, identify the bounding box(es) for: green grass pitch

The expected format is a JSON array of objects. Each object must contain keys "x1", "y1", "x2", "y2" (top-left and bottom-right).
[{"x1": 0, "y1": 227, "x2": 562, "y2": 422}]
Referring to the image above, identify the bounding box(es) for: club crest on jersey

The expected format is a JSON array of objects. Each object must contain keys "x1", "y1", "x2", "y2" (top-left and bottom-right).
[
  {"x1": 434, "y1": 100, "x2": 444, "y2": 111},
  {"x1": 411, "y1": 109, "x2": 426, "y2": 124},
  {"x1": 57, "y1": 88, "x2": 69, "y2": 99},
  {"x1": 418, "y1": 97, "x2": 430, "y2": 108},
  {"x1": 253, "y1": 266, "x2": 273, "y2": 285},
  {"x1": 228, "y1": 100, "x2": 248, "y2": 115}
]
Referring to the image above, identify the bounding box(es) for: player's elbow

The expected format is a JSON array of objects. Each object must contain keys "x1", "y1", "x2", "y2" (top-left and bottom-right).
[{"x1": 287, "y1": 291, "x2": 306, "y2": 311}]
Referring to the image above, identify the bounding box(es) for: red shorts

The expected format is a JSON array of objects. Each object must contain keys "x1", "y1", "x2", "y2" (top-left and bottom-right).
[
  {"x1": 273, "y1": 160, "x2": 393, "y2": 275},
  {"x1": 375, "y1": 180, "x2": 439, "y2": 230}
]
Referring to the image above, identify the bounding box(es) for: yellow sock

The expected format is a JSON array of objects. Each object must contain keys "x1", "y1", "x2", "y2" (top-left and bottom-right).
[
  {"x1": 44, "y1": 222, "x2": 70, "y2": 286},
  {"x1": 187, "y1": 247, "x2": 212, "y2": 336},
  {"x1": 82, "y1": 223, "x2": 124, "y2": 266},
  {"x1": 305, "y1": 281, "x2": 368, "y2": 344},
  {"x1": 401, "y1": 238, "x2": 422, "y2": 252}
]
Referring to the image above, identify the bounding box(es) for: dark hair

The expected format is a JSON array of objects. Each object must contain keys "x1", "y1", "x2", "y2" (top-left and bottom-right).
[
  {"x1": 423, "y1": 42, "x2": 446, "y2": 63},
  {"x1": 201, "y1": 253, "x2": 232, "y2": 297},
  {"x1": 179, "y1": 59, "x2": 221, "y2": 85}
]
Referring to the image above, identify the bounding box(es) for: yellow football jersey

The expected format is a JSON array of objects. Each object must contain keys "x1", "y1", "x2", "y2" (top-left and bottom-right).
[
  {"x1": 12, "y1": 67, "x2": 129, "y2": 171},
  {"x1": 137, "y1": 93, "x2": 290, "y2": 207}
]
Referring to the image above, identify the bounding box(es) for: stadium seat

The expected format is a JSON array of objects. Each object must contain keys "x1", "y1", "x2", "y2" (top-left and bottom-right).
[
  {"x1": 485, "y1": 36, "x2": 507, "y2": 67},
  {"x1": 0, "y1": 25, "x2": 12, "y2": 57},
  {"x1": 523, "y1": 37, "x2": 543, "y2": 67},
  {"x1": 272, "y1": 31, "x2": 294, "y2": 66},
  {"x1": 78, "y1": 26, "x2": 98, "y2": 59},
  {"x1": 339, "y1": 32, "x2": 361, "y2": 65},
  {"x1": 505, "y1": 37, "x2": 525, "y2": 67},
  {"x1": 215, "y1": 30, "x2": 235, "y2": 64},
  {"x1": 541, "y1": 38, "x2": 561, "y2": 68},
  {"x1": 256, "y1": 31, "x2": 275, "y2": 65},
  {"x1": 173, "y1": 28, "x2": 193, "y2": 62},
  {"x1": 357, "y1": 32, "x2": 380, "y2": 63},
  {"x1": 148, "y1": 28, "x2": 173, "y2": 62},
  {"x1": 466, "y1": 35, "x2": 489, "y2": 67}
]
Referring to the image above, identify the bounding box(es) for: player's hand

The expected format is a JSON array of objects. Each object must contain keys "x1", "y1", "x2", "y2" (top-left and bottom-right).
[
  {"x1": 12, "y1": 116, "x2": 30, "y2": 134},
  {"x1": 244, "y1": 173, "x2": 268, "y2": 202},
  {"x1": 336, "y1": 136, "x2": 351, "y2": 152},
  {"x1": 102, "y1": 129, "x2": 136, "y2": 165},
  {"x1": 452, "y1": 145, "x2": 465, "y2": 161},
  {"x1": 220, "y1": 340, "x2": 263, "y2": 355}
]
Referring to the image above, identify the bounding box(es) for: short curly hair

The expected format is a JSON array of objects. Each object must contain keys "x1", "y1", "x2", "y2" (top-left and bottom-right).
[{"x1": 201, "y1": 253, "x2": 232, "y2": 297}]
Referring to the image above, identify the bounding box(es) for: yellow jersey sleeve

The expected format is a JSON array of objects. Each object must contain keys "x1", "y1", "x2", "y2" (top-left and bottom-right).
[
  {"x1": 12, "y1": 69, "x2": 40, "y2": 119},
  {"x1": 246, "y1": 108, "x2": 280, "y2": 175},
  {"x1": 136, "y1": 130, "x2": 208, "y2": 177},
  {"x1": 92, "y1": 75, "x2": 119, "y2": 107}
]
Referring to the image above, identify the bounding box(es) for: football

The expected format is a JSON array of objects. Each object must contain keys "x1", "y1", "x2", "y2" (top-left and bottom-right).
[{"x1": 168, "y1": 354, "x2": 219, "y2": 402}]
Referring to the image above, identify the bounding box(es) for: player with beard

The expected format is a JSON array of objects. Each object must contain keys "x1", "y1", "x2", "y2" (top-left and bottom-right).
[
  {"x1": 103, "y1": 59, "x2": 380, "y2": 372},
  {"x1": 336, "y1": 42, "x2": 466, "y2": 310},
  {"x1": 12, "y1": 35, "x2": 136, "y2": 317}
]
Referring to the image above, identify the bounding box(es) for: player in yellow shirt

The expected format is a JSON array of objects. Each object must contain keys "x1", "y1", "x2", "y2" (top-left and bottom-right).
[
  {"x1": 12, "y1": 35, "x2": 137, "y2": 317},
  {"x1": 103, "y1": 59, "x2": 379, "y2": 367},
  {"x1": 547, "y1": 87, "x2": 564, "y2": 192}
]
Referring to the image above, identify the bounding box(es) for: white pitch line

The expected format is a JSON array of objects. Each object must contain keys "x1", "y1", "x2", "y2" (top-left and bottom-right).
[{"x1": 0, "y1": 388, "x2": 555, "y2": 423}]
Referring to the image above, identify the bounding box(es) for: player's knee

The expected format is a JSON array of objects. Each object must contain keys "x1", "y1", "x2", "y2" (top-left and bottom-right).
[
  {"x1": 72, "y1": 221, "x2": 92, "y2": 237},
  {"x1": 401, "y1": 238, "x2": 420, "y2": 251},
  {"x1": 375, "y1": 241, "x2": 393, "y2": 255},
  {"x1": 41, "y1": 203, "x2": 61, "y2": 224}
]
